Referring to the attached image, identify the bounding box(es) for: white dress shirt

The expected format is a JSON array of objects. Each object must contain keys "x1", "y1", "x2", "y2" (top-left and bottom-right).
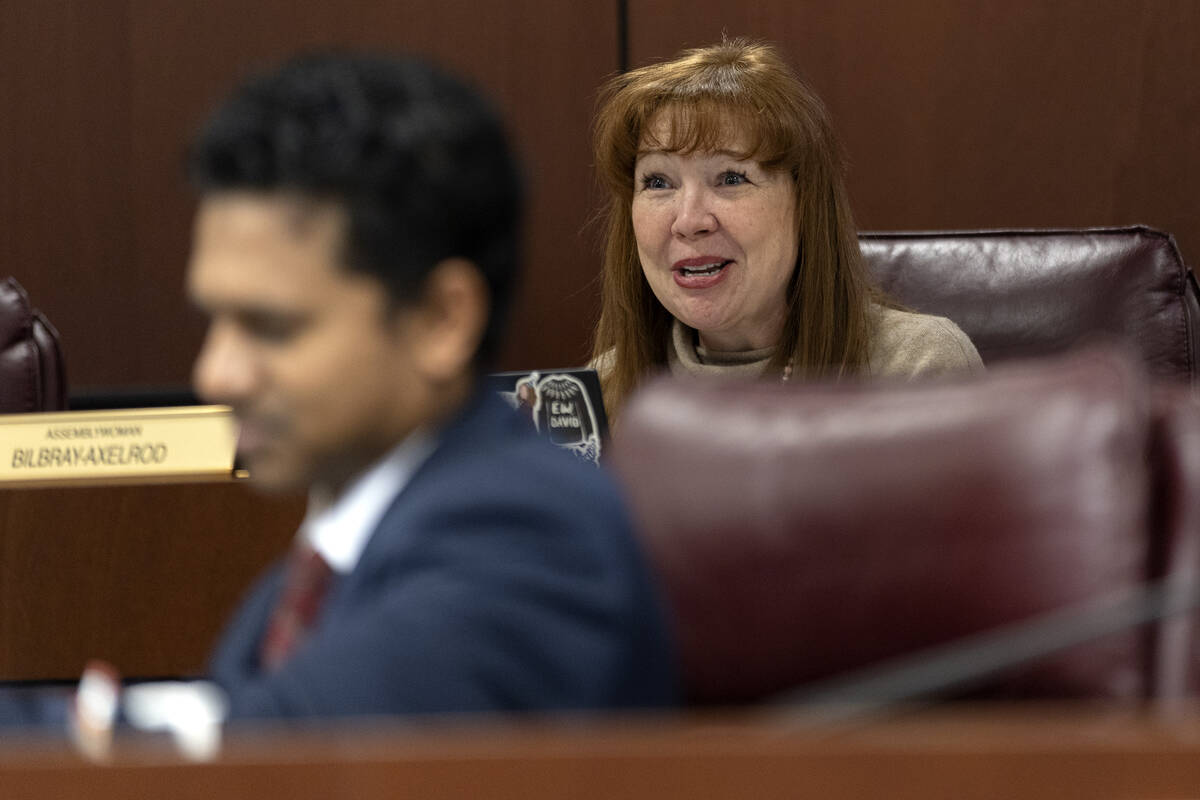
[{"x1": 299, "y1": 429, "x2": 438, "y2": 575}]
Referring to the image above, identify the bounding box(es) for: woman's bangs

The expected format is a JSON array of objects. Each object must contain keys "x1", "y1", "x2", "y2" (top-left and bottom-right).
[{"x1": 642, "y1": 100, "x2": 790, "y2": 166}]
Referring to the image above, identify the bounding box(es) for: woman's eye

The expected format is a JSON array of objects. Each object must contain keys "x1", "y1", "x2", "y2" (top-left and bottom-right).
[
  {"x1": 719, "y1": 171, "x2": 749, "y2": 186},
  {"x1": 638, "y1": 170, "x2": 676, "y2": 190},
  {"x1": 639, "y1": 173, "x2": 669, "y2": 190}
]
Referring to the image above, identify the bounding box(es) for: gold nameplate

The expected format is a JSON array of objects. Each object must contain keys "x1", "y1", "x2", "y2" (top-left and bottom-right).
[{"x1": 0, "y1": 406, "x2": 239, "y2": 487}]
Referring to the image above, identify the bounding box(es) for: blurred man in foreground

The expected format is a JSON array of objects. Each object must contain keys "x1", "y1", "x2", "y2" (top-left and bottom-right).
[{"x1": 182, "y1": 52, "x2": 675, "y2": 719}]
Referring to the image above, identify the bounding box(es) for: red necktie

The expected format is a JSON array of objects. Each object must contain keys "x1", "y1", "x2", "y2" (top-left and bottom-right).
[{"x1": 258, "y1": 544, "x2": 335, "y2": 671}]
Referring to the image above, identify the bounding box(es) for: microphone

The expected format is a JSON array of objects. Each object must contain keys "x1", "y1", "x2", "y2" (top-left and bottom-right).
[{"x1": 766, "y1": 574, "x2": 1200, "y2": 726}]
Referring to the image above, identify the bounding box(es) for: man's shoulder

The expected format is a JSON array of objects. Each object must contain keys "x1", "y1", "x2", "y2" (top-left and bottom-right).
[
  {"x1": 376, "y1": 393, "x2": 629, "y2": 548},
  {"x1": 436, "y1": 392, "x2": 616, "y2": 493},
  {"x1": 352, "y1": 392, "x2": 649, "y2": 636}
]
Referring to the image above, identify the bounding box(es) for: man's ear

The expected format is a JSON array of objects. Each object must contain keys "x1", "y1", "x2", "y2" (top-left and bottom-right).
[{"x1": 404, "y1": 258, "x2": 489, "y2": 383}]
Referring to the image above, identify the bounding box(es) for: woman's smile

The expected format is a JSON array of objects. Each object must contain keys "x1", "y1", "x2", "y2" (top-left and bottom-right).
[{"x1": 672, "y1": 255, "x2": 733, "y2": 288}]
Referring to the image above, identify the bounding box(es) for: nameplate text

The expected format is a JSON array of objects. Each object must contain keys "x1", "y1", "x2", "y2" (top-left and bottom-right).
[{"x1": 0, "y1": 406, "x2": 237, "y2": 486}]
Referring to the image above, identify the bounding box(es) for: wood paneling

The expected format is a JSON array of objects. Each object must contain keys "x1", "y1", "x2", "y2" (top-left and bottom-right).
[
  {"x1": 5, "y1": 3, "x2": 1197, "y2": 389},
  {"x1": 627, "y1": 1, "x2": 1200, "y2": 267},
  {"x1": 0, "y1": 2, "x2": 137, "y2": 385},
  {"x1": 1, "y1": 1, "x2": 619, "y2": 389},
  {"x1": 0, "y1": 482, "x2": 301, "y2": 680}
]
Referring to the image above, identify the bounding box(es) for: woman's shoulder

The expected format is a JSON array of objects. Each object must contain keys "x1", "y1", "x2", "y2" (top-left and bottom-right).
[
  {"x1": 589, "y1": 348, "x2": 615, "y2": 379},
  {"x1": 866, "y1": 305, "x2": 984, "y2": 379}
]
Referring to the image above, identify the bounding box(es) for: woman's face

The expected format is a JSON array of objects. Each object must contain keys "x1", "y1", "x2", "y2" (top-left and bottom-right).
[{"x1": 631, "y1": 118, "x2": 798, "y2": 352}]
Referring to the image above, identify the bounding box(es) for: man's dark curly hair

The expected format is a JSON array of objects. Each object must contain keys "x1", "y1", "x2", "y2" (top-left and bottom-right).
[{"x1": 188, "y1": 52, "x2": 523, "y2": 365}]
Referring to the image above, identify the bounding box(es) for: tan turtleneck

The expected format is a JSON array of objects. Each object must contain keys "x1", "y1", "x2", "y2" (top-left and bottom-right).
[{"x1": 664, "y1": 306, "x2": 984, "y2": 381}]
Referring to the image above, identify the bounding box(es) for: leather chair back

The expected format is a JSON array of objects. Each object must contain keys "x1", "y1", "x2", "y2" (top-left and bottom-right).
[
  {"x1": 862, "y1": 227, "x2": 1199, "y2": 383},
  {"x1": 611, "y1": 348, "x2": 1196, "y2": 704},
  {"x1": 1149, "y1": 384, "x2": 1200, "y2": 695},
  {"x1": 0, "y1": 277, "x2": 68, "y2": 412}
]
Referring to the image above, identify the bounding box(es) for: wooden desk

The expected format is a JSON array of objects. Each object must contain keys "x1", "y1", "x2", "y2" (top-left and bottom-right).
[
  {"x1": 1, "y1": 708, "x2": 1199, "y2": 799},
  {"x1": 0, "y1": 481, "x2": 302, "y2": 680}
]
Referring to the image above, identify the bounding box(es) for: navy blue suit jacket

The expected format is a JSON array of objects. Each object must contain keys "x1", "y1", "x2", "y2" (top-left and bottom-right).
[{"x1": 209, "y1": 391, "x2": 678, "y2": 719}]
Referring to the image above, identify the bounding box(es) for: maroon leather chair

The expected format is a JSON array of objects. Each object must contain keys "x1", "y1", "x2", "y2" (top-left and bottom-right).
[
  {"x1": 862, "y1": 226, "x2": 1199, "y2": 383},
  {"x1": 1150, "y1": 384, "x2": 1200, "y2": 695},
  {"x1": 0, "y1": 277, "x2": 67, "y2": 412},
  {"x1": 611, "y1": 347, "x2": 1199, "y2": 704}
]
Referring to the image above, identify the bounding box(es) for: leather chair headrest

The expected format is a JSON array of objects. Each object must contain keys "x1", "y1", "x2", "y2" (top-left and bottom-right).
[{"x1": 612, "y1": 347, "x2": 1163, "y2": 703}]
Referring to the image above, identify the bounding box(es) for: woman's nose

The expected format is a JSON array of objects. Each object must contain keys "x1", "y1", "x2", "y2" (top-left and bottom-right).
[
  {"x1": 192, "y1": 321, "x2": 258, "y2": 406},
  {"x1": 670, "y1": 186, "x2": 718, "y2": 239}
]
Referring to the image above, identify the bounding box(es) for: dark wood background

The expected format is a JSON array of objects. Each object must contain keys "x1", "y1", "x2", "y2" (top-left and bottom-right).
[
  {"x1": 2, "y1": 0, "x2": 1197, "y2": 391},
  {"x1": 0, "y1": 482, "x2": 301, "y2": 679}
]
